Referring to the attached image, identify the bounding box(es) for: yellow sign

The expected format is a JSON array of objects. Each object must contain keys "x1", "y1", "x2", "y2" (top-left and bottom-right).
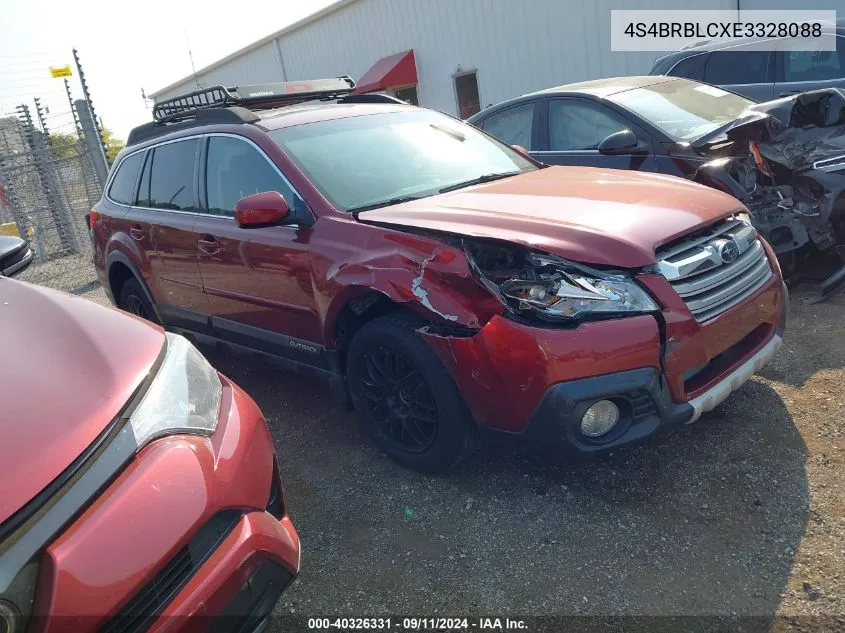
[{"x1": 49, "y1": 65, "x2": 72, "y2": 78}]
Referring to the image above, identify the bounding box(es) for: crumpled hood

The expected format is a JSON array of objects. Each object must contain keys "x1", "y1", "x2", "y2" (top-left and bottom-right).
[
  {"x1": 0, "y1": 279, "x2": 164, "y2": 525},
  {"x1": 359, "y1": 166, "x2": 742, "y2": 268}
]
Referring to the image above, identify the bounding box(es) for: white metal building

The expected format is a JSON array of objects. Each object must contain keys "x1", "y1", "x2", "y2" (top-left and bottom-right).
[{"x1": 150, "y1": 0, "x2": 844, "y2": 118}]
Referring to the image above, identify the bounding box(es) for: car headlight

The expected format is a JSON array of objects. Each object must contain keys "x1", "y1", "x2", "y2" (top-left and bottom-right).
[
  {"x1": 129, "y1": 333, "x2": 222, "y2": 448},
  {"x1": 467, "y1": 246, "x2": 659, "y2": 323}
]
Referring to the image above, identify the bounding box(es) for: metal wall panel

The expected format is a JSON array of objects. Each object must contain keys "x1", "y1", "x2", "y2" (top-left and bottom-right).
[{"x1": 156, "y1": 0, "x2": 742, "y2": 113}]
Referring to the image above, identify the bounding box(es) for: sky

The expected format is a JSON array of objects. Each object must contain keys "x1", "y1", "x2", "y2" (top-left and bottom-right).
[{"x1": 0, "y1": 0, "x2": 336, "y2": 141}]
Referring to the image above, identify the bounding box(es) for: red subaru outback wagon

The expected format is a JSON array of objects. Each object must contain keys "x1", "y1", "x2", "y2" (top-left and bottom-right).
[
  {"x1": 92, "y1": 77, "x2": 787, "y2": 473},
  {"x1": 0, "y1": 271, "x2": 299, "y2": 631}
]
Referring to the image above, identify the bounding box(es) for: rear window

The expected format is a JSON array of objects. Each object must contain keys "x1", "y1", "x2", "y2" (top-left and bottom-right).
[
  {"x1": 148, "y1": 139, "x2": 199, "y2": 211},
  {"x1": 108, "y1": 153, "x2": 143, "y2": 205}
]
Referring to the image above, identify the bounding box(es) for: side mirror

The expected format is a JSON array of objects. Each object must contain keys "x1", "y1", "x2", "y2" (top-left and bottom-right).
[
  {"x1": 511, "y1": 144, "x2": 532, "y2": 158},
  {"x1": 234, "y1": 191, "x2": 291, "y2": 227},
  {"x1": 598, "y1": 129, "x2": 646, "y2": 155},
  {"x1": 0, "y1": 236, "x2": 33, "y2": 278}
]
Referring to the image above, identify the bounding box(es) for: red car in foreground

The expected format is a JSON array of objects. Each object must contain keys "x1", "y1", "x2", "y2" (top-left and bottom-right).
[
  {"x1": 0, "y1": 272, "x2": 299, "y2": 632},
  {"x1": 92, "y1": 77, "x2": 787, "y2": 473}
]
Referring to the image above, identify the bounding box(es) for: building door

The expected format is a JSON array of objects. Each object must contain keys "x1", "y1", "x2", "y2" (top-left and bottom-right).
[{"x1": 454, "y1": 71, "x2": 481, "y2": 119}]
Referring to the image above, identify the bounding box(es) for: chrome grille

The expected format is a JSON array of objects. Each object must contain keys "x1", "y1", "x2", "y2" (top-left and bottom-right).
[{"x1": 657, "y1": 219, "x2": 773, "y2": 323}]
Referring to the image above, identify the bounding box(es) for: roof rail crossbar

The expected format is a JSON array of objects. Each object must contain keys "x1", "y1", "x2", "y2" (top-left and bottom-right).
[{"x1": 152, "y1": 76, "x2": 356, "y2": 123}]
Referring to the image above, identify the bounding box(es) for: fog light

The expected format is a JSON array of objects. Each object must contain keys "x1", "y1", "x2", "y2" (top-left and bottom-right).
[{"x1": 580, "y1": 400, "x2": 620, "y2": 437}]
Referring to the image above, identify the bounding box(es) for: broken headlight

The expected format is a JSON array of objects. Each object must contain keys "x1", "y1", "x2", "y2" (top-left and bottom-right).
[{"x1": 469, "y1": 246, "x2": 658, "y2": 323}]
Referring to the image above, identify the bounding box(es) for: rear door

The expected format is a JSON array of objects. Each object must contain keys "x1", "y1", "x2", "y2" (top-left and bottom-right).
[
  {"x1": 701, "y1": 46, "x2": 774, "y2": 101},
  {"x1": 139, "y1": 137, "x2": 209, "y2": 324},
  {"x1": 536, "y1": 97, "x2": 655, "y2": 171},
  {"x1": 196, "y1": 133, "x2": 324, "y2": 358},
  {"x1": 774, "y1": 35, "x2": 845, "y2": 97}
]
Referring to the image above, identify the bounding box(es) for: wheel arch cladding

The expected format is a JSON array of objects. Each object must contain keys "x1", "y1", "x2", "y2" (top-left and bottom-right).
[
  {"x1": 314, "y1": 220, "x2": 504, "y2": 346},
  {"x1": 108, "y1": 260, "x2": 134, "y2": 299}
]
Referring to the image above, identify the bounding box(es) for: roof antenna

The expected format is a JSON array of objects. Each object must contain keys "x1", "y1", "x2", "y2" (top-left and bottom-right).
[{"x1": 184, "y1": 28, "x2": 201, "y2": 89}]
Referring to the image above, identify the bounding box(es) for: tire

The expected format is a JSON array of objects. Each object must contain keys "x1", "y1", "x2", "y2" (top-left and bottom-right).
[
  {"x1": 118, "y1": 277, "x2": 159, "y2": 324},
  {"x1": 347, "y1": 312, "x2": 479, "y2": 473}
]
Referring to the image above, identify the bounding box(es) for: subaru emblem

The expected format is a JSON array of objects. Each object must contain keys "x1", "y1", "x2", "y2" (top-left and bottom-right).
[{"x1": 717, "y1": 238, "x2": 740, "y2": 264}]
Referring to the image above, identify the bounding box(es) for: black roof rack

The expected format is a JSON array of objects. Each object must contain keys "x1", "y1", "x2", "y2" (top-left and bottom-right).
[
  {"x1": 152, "y1": 76, "x2": 356, "y2": 123},
  {"x1": 127, "y1": 76, "x2": 413, "y2": 148}
]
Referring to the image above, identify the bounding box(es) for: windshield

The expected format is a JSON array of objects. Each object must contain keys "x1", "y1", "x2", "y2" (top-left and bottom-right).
[
  {"x1": 609, "y1": 79, "x2": 753, "y2": 142},
  {"x1": 269, "y1": 109, "x2": 536, "y2": 211}
]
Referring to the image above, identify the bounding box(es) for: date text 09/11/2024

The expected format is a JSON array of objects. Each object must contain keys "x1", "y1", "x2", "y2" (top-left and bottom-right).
[{"x1": 307, "y1": 618, "x2": 528, "y2": 630}]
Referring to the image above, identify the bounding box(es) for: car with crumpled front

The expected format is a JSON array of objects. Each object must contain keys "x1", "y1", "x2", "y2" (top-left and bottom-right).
[{"x1": 91, "y1": 83, "x2": 788, "y2": 473}]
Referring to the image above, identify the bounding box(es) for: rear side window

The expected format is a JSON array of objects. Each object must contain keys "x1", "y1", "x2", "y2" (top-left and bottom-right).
[
  {"x1": 480, "y1": 103, "x2": 535, "y2": 149},
  {"x1": 703, "y1": 50, "x2": 770, "y2": 85},
  {"x1": 107, "y1": 153, "x2": 143, "y2": 205},
  {"x1": 548, "y1": 100, "x2": 627, "y2": 151},
  {"x1": 204, "y1": 136, "x2": 302, "y2": 217},
  {"x1": 148, "y1": 139, "x2": 199, "y2": 211}
]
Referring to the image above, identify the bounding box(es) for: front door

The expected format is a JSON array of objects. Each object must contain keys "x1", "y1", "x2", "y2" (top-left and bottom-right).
[{"x1": 196, "y1": 134, "x2": 323, "y2": 363}]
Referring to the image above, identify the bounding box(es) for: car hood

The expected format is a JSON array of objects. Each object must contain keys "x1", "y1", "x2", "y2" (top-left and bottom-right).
[
  {"x1": 358, "y1": 166, "x2": 742, "y2": 267},
  {"x1": 0, "y1": 279, "x2": 164, "y2": 525}
]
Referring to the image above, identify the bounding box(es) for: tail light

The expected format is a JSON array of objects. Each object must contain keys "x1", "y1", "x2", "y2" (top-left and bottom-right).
[{"x1": 86, "y1": 209, "x2": 100, "y2": 229}]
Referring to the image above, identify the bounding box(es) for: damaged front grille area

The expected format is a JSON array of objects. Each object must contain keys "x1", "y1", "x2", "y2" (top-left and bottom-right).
[{"x1": 657, "y1": 219, "x2": 773, "y2": 322}]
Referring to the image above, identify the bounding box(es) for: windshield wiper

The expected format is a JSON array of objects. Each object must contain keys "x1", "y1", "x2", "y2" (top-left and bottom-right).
[
  {"x1": 438, "y1": 171, "x2": 521, "y2": 194},
  {"x1": 347, "y1": 195, "x2": 428, "y2": 213}
]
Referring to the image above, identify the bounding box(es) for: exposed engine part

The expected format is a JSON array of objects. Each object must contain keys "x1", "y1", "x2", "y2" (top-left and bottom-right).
[{"x1": 692, "y1": 88, "x2": 845, "y2": 300}]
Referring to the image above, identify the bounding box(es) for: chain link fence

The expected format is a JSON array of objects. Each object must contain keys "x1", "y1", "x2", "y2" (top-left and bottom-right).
[{"x1": 0, "y1": 116, "x2": 104, "y2": 260}]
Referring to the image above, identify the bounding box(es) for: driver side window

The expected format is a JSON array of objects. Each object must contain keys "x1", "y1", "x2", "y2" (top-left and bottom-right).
[
  {"x1": 205, "y1": 136, "x2": 304, "y2": 217},
  {"x1": 548, "y1": 100, "x2": 627, "y2": 151}
]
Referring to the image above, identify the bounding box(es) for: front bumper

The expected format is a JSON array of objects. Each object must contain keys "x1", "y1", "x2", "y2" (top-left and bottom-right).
[
  {"x1": 421, "y1": 267, "x2": 787, "y2": 454},
  {"x1": 521, "y1": 333, "x2": 782, "y2": 453},
  {"x1": 35, "y1": 376, "x2": 299, "y2": 633}
]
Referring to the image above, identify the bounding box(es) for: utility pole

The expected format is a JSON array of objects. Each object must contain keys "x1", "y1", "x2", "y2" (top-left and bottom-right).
[
  {"x1": 75, "y1": 99, "x2": 108, "y2": 187},
  {"x1": 72, "y1": 48, "x2": 109, "y2": 165},
  {"x1": 64, "y1": 78, "x2": 84, "y2": 140}
]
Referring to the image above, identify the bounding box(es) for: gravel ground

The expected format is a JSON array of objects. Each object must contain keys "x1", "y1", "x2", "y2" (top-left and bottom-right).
[{"x1": 15, "y1": 254, "x2": 845, "y2": 631}]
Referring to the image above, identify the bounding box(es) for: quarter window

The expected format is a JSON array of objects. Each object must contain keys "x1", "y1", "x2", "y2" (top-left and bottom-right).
[
  {"x1": 668, "y1": 55, "x2": 703, "y2": 80},
  {"x1": 148, "y1": 139, "x2": 199, "y2": 211},
  {"x1": 548, "y1": 100, "x2": 627, "y2": 151},
  {"x1": 481, "y1": 103, "x2": 535, "y2": 149},
  {"x1": 107, "y1": 152, "x2": 143, "y2": 205},
  {"x1": 205, "y1": 136, "x2": 302, "y2": 217}
]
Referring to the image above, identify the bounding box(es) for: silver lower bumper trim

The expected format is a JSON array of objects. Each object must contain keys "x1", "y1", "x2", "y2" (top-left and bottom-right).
[{"x1": 685, "y1": 334, "x2": 783, "y2": 424}]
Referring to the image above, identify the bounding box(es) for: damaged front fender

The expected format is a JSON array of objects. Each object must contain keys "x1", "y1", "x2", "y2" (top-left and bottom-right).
[{"x1": 313, "y1": 218, "x2": 504, "y2": 342}]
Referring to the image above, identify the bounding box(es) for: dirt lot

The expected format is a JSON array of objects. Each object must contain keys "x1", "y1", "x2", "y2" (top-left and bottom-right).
[{"x1": 16, "y1": 255, "x2": 845, "y2": 631}]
